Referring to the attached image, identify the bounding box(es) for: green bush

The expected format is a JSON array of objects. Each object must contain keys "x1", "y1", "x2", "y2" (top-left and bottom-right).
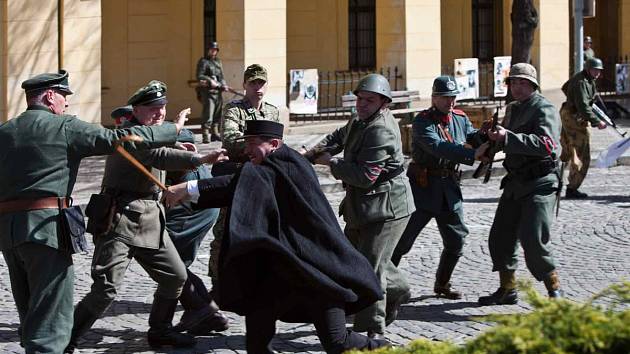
[{"x1": 347, "y1": 281, "x2": 630, "y2": 354}]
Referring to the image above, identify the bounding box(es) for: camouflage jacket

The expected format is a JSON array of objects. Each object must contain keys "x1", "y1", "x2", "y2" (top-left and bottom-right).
[
  {"x1": 561, "y1": 70, "x2": 600, "y2": 125},
  {"x1": 221, "y1": 98, "x2": 280, "y2": 161}
]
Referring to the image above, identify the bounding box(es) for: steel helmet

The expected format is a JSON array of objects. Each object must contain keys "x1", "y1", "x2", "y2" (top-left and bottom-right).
[
  {"x1": 585, "y1": 57, "x2": 604, "y2": 70},
  {"x1": 507, "y1": 63, "x2": 539, "y2": 88},
  {"x1": 353, "y1": 74, "x2": 392, "y2": 102}
]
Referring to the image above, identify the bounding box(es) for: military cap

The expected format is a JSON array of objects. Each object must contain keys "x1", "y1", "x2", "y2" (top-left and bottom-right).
[
  {"x1": 110, "y1": 105, "x2": 133, "y2": 120},
  {"x1": 584, "y1": 36, "x2": 593, "y2": 43},
  {"x1": 208, "y1": 41, "x2": 219, "y2": 50},
  {"x1": 432, "y1": 75, "x2": 460, "y2": 96},
  {"x1": 237, "y1": 120, "x2": 284, "y2": 140},
  {"x1": 127, "y1": 80, "x2": 168, "y2": 106},
  {"x1": 244, "y1": 64, "x2": 267, "y2": 82},
  {"x1": 585, "y1": 57, "x2": 604, "y2": 70},
  {"x1": 353, "y1": 74, "x2": 392, "y2": 102},
  {"x1": 21, "y1": 69, "x2": 73, "y2": 94},
  {"x1": 507, "y1": 63, "x2": 539, "y2": 88}
]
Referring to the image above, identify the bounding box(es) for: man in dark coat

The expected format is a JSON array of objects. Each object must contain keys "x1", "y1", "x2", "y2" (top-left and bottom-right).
[{"x1": 164, "y1": 120, "x2": 389, "y2": 354}]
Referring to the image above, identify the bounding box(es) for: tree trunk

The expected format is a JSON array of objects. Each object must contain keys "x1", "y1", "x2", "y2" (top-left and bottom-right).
[{"x1": 511, "y1": 0, "x2": 539, "y2": 64}]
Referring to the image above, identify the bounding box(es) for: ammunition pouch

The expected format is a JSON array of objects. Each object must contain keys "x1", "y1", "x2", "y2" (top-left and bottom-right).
[
  {"x1": 407, "y1": 162, "x2": 428, "y2": 187},
  {"x1": 58, "y1": 198, "x2": 88, "y2": 254},
  {"x1": 85, "y1": 193, "x2": 117, "y2": 236}
]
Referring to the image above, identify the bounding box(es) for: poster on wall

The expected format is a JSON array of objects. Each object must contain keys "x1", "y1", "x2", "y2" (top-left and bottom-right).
[
  {"x1": 289, "y1": 69, "x2": 318, "y2": 114},
  {"x1": 493, "y1": 56, "x2": 512, "y2": 97},
  {"x1": 454, "y1": 58, "x2": 479, "y2": 100},
  {"x1": 615, "y1": 63, "x2": 630, "y2": 95}
]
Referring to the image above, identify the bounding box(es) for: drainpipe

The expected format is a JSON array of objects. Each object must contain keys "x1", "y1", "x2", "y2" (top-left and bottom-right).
[
  {"x1": 58, "y1": 0, "x2": 64, "y2": 70},
  {"x1": 574, "y1": 0, "x2": 583, "y2": 73}
]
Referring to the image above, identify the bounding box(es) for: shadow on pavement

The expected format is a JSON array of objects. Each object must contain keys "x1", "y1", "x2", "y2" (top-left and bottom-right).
[
  {"x1": 397, "y1": 301, "x2": 481, "y2": 323},
  {"x1": 463, "y1": 197, "x2": 500, "y2": 204}
]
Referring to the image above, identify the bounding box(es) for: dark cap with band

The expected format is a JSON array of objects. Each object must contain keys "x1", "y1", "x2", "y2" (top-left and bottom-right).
[
  {"x1": 21, "y1": 70, "x2": 73, "y2": 95},
  {"x1": 127, "y1": 80, "x2": 168, "y2": 106}
]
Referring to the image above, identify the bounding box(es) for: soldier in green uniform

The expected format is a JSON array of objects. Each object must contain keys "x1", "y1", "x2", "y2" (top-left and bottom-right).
[
  {"x1": 66, "y1": 81, "x2": 228, "y2": 352},
  {"x1": 392, "y1": 76, "x2": 489, "y2": 300},
  {"x1": 560, "y1": 57, "x2": 607, "y2": 199},
  {"x1": 583, "y1": 36, "x2": 595, "y2": 61},
  {"x1": 0, "y1": 70, "x2": 187, "y2": 353},
  {"x1": 478, "y1": 63, "x2": 564, "y2": 306},
  {"x1": 208, "y1": 63, "x2": 280, "y2": 285},
  {"x1": 197, "y1": 41, "x2": 229, "y2": 143},
  {"x1": 307, "y1": 74, "x2": 415, "y2": 339}
]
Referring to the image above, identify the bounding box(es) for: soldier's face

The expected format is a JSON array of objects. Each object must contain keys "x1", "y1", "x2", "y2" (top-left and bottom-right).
[
  {"x1": 508, "y1": 78, "x2": 535, "y2": 102},
  {"x1": 133, "y1": 104, "x2": 166, "y2": 126},
  {"x1": 244, "y1": 136, "x2": 280, "y2": 165},
  {"x1": 355, "y1": 91, "x2": 387, "y2": 120},
  {"x1": 244, "y1": 79, "x2": 267, "y2": 102},
  {"x1": 588, "y1": 68, "x2": 602, "y2": 79},
  {"x1": 584, "y1": 41, "x2": 592, "y2": 49},
  {"x1": 47, "y1": 89, "x2": 69, "y2": 114},
  {"x1": 208, "y1": 48, "x2": 219, "y2": 58},
  {"x1": 432, "y1": 95, "x2": 456, "y2": 114}
]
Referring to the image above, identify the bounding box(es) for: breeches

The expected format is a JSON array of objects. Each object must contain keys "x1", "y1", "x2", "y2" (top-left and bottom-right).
[
  {"x1": 3, "y1": 243, "x2": 74, "y2": 354},
  {"x1": 201, "y1": 92, "x2": 223, "y2": 128},
  {"x1": 345, "y1": 216, "x2": 410, "y2": 333},
  {"x1": 560, "y1": 107, "x2": 591, "y2": 189},
  {"x1": 488, "y1": 186, "x2": 557, "y2": 281}
]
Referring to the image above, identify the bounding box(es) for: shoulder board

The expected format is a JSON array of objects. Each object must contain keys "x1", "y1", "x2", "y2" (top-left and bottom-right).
[
  {"x1": 263, "y1": 101, "x2": 277, "y2": 109},
  {"x1": 452, "y1": 109, "x2": 467, "y2": 116}
]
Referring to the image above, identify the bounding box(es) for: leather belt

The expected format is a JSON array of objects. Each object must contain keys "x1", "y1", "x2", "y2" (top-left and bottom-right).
[
  {"x1": 102, "y1": 187, "x2": 160, "y2": 201},
  {"x1": 427, "y1": 168, "x2": 456, "y2": 178},
  {"x1": 0, "y1": 197, "x2": 70, "y2": 215}
]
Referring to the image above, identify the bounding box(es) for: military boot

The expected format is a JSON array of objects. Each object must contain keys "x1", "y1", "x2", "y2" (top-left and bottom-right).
[
  {"x1": 64, "y1": 301, "x2": 103, "y2": 353},
  {"x1": 147, "y1": 295, "x2": 196, "y2": 349},
  {"x1": 478, "y1": 271, "x2": 518, "y2": 306},
  {"x1": 202, "y1": 128, "x2": 210, "y2": 144},
  {"x1": 176, "y1": 272, "x2": 229, "y2": 334},
  {"x1": 565, "y1": 188, "x2": 588, "y2": 199},
  {"x1": 210, "y1": 123, "x2": 222, "y2": 142},
  {"x1": 433, "y1": 254, "x2": 462, "y2": 300},
  {"x1": 543, "y1": 270, "x2": 563, "y2": 298}
]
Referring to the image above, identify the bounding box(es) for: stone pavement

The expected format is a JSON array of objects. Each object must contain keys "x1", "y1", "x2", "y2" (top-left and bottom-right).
[{"x1": 1, "y1": 119, "x2": 629, "y2": 353}]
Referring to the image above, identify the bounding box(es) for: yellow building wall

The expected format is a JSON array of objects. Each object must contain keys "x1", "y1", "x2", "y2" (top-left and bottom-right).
[
  {"x1": 376, "y1": 0, "x2": 405, "y2": 78},
  {"x1": 440, "y1": 0, "x2": 473, "y2": 70},
  {"x1": 620, "y1": 0, "x2": 630, "y2": 55},
  {"x1": 532, "y1": 0, "x2": 569, "y2": 90},
  {"x1": 101, "y1": 0, "x2": 203, "y2": 126},
  {"x1": 287, "y1": 0, "x2": 348, "y2": 72}
]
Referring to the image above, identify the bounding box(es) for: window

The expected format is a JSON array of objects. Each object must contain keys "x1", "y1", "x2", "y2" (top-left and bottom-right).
[
  {"x1": 204, "y1": 0, "x2": 216, "y2": 50},
  {"x1": 349, "y1": 0, "x2": 376, "y2": 70},
  {"x1": 472, "y1": 0, "x2": 495, "y2": 62}
]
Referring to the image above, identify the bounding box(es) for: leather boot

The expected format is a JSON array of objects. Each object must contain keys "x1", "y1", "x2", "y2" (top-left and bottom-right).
[
  {"x1": 565, "y1": 188, "x2": 588, "y2": 199},
  {"x1": 385, "y1": 290, "x2": 411, "y2": 326},
  {"x1": 147, "y1": 295, "x2": 196, "y2": 348},
  {"x1": 202, "y1": 128, "x2": 210, "y2": 144},
  {"x1": 543, "y1": 270, "x2": 563, "y2": 298},
  {"x1": 176, "y1": 272, "x2": 229, "y2": 334},
  {"x1": 433, "y1": 253, "x2": 462, "y2": 299},
  {"x1": 210, "y1": 123, "x2": 222, "y2": 142},
  {"x1": 478, "y1": 271, "x2": 518, "y2": 306},
  {"x1": 64, "y1": 301, "x2": 102, "y2": 353}
]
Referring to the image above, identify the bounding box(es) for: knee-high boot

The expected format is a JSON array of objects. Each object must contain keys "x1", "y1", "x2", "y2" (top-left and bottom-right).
[
  {"x1": 433, "y1": 253, "x2": 462, "y2": 299},
  {"x1": 147, "y1": 295, "x2": 196, "y2": 348}
]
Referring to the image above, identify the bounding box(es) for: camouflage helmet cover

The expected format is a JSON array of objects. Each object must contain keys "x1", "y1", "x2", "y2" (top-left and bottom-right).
[
  {"x1": 585, "y1": 57, "x2": 604, "y2": 70},
  {"x1": 507, "y1": 63, "x2": 539, "y2": 88},
  {"x1": 353, "y1": 74, "x2": 392, "y2": 102}
]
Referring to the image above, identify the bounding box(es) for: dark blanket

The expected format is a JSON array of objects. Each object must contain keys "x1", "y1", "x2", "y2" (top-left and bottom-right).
[{"x1": 198, "y1": 145, "x2": 382, "y2": 320}]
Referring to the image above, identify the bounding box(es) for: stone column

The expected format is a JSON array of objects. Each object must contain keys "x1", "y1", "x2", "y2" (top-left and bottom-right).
[{"x1": 532, "y1": 0, "x2": 570, "y2": 90}]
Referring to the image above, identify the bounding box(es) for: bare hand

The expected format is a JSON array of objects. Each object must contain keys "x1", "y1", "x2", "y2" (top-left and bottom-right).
[
  {"x1": 200, "y1": 148, "x2": 229, "y2": 164},
  {"x1": 179, "y1": 142, "x2": 197, "y2": 152},
  {"x1": 174, "y1": 108, "x2": 191, "y2": 134},
  {"x1": 314, "y1": 152, "x2": 333, "y2": 166},
  {"x1": 298, "y1": 146, "x2": 308, "y2": 155},
  {"x1": 597, "y1": 121, "x2": 607, "y2": 130},
  {"x1": 474, "y1": 142, "x2": 490, "y2": 162},
  {"x1": 487, "y1": 125, "x2": 507, "y2": 142},
  {"x1": 199, "y1": 80, "x2": 209, "y2": 87},
  {"x1": 162, "y1": 182, "x2": 189, "y2": 208}
]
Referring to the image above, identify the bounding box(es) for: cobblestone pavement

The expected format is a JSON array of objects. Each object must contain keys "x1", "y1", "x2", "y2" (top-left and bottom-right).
[{"x1": 1, "y1": 128, "x2": 629, "y2": 353}]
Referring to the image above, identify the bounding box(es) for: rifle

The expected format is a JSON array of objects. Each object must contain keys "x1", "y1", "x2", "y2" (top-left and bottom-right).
[
  {"x1": 592, "y1": 96, "x2": 628, "y2": 138},
  {"x1": 206, "y1": 77, "x2": 245, "y2": 97},
  {"x1": 472, "y1": 107, "x2": 500, "y2": 183},
  {"x1": 555, "y1": 161, "x2": 565, "y2": 218},
  {"x1": 303, "y1": 144, "x2": 340, "y2": 164}
]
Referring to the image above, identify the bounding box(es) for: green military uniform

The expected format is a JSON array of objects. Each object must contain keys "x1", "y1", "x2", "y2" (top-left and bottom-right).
[
  {"x1": 0, "y1": 71, "x2": 178, "y2": 353},
  {"x1": 209, "y1": 64, "x2": 279, "y2": 283},
  {"x1": 312, "y1": 75, "x2": 415, "y2": 335},
  {"x1": 393, "y1": 77, "x2": 486, "y2": 300},
  {"x1": 560, "y1": 64, "x2": 602, "y2": 194},
  {"x1": 583, "y1": 36, "x2": 595, "y2": 61},
  {"x1": 69, "y1": 81, "x2": 204, "y2": 350},
  {"x1": 479, "y1": 63, "x2": 563, "y2": 305},
  {"x1": 197, "y1": 42, "x2": 226, "y2": 142}
]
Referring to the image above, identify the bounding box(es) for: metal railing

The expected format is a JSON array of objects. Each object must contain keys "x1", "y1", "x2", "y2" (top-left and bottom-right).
[{"x1": 288, "y1": 66, "x2": 403, "y2": 122}]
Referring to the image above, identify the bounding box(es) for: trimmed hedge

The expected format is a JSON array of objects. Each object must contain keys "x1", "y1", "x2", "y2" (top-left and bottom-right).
[{"x1": 348, "y1": 281, "x2": 630, "y2": 354}]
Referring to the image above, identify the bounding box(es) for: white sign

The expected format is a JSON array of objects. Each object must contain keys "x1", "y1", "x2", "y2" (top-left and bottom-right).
[
  {"x1": 615, "y1": 63, "x2": 630, "y2": 95},
  {"x1": 289, "y1": 69, "x2": 318, "y2": 114},
  {"x1": 454, "y1": 58, "x2": 479, "y2": 100},
  {"x1": 493, "y1": 56, "x2": 512, "y2": 97}
]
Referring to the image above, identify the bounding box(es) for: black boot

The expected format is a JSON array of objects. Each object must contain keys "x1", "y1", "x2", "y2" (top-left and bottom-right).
[
  {"x1": 385, "y1": 290, "x2": 411, "y2": 326},
  {"x1": 434, "y1": 253, "x2": 462, "y2": 300},
  {"x1": 202, "y1": 128, "x2": 210, "y2": 144},
  {"x1": 565, "y1": 188, "x2": 588, "y2": 199},
  {"x1": 64, "y1": 301, "x2": 103, "y2": 353},
  {"x1": 148, "y1": 295, "x2": 196, "y2": 349},
  {"x1": 176, "y1": 272, "x2": 229, "y2": 334},
  {"x1": 210, "y1": 123, "x2": 222, "y2": 142},
  {"x1": 478, "y1": 271, "x2": 518, "y2": 306}
]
